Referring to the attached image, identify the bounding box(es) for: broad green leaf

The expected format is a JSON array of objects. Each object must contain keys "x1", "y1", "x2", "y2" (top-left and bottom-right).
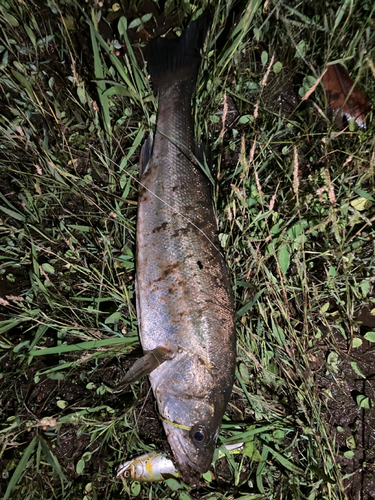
[
  {"x1": 278, "y1": 246, "x2": 290, "y2": 274},
  {"x1": 344, "y1": 450, "x2": 354, "y2": 459},
  {"x1": 351, "y1": 362, "x2": 366, "y2": 379},
  {"x1": 295, "y1": 39, "x2": 308, "y2": 58},
  {"x1": 117, "y1": 16, "x2": 127, "y2": 37},
  {"x1": 350, "y1": 197, "x2": 371, "y2": 211},
  {"x1": 3, "y1": 10, "x2": 19, "y2": 26},
  {"x1": 239, "y1": 362, "x2": 250, "y2": 383},
  {"x1": 57, "y1": 400, "x2": 68, "y2": 409},
  {"x1": 321, "y1": 302, "x2": 330, "y2": 313},
  {"x1": 63, "y1": 15, "x2": 76, "y2": 30},
  {"x1": 352, "y1": 338, "x2": 362, "y2": 348},
  {"x1": 357, "y1": 394, "x2": 373, "y2": 408},
  {"x1": 299, "y1": 75, "x2": 316, "y2": 96},
  {"x1": 360, "y1": 280, "x2": 370, "y2": 296},
  {"x1": 273, "y1": 429, "x2": 285, "y2": 440},
  {"x1": 103, "y1": 85, "x2": 132, "y2": 98},
  {"x1": 346, "y1": 435, "x2": 356, "y2": 449},
  {"x1": 273, "y1": 61, "x2": 283, "y2": 73},
  {"x1": 41, "y1": 263, "x2": 55, "y2": 274},
  {"x1": 327, "y1": 351, "x2": 339, "y2": 373},
  {"x1": 141, "y1": 13, "x2": 152, "y2": 22},
  {"x1": 355, "y1": 189, "x2": 375, "y2": 201},
  {"x1": 24, "y1": 24, "x2": 36, "y2": 45},
  {"x1": 202, "y1": 471, "x2": 213, "y2": 482},
  {"x1": 131, "y1": 482, "x2": 141, "y2": 495},
  {"x1": 77, "y1": 86, "x2": 86, "y2": 104},
  {"x1": 11, "y1": 69, "x2": 33, "y2": 93},
  {"x1": 243, "y1": 441, "x2": 262, "y2": 462},
  {"x1": 0, "y1": 204, "x2": 25, "y2": 221},
  {"x1": 165, "y1": 478, "x2": 181, "y2": 491},
  {"x1": 238, "y1": 115, "x2": 253, "y2": 124},
  {"x1": 0, "y1": 50, "x2": 8, "y2": 69},
  {"x1": 105, "y1": 311, "x2": 121, "y2": 325},
  {"x1": 128, "y1": 17, "x2": 142, "y2": 29},
  {"x1": 48, "y1": 372, "x2": 65, "y2": 380},
  {"x1": 328, "y1": 266, "x2": 336, "y2": 277},
  {"x1": 179, "y1": 492, "x2": 192, "y2": 500},
  {"x1": 261, "y1": 51, "x2": 268, "y2": 65},
  {"x1": 364, "y1": 332, "x2": 375, "y2": 343},
  {"x1": 76, "y1": 459, "x2": 85, "y2": 474}
]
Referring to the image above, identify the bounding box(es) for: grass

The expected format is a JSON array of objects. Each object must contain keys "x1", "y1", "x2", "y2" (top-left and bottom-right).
[{"x1": 0, "y1": 0, "x2": 374, "y2": 499}]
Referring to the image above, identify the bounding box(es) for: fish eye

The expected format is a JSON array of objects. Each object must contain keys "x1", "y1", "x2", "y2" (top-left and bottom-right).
[
  {"x1": 194, "y1": 431, "x2": 204, "y2": 441},
  {"x1": 191, "y1": 425, "x2": 209, "y2": 446},
  {"x1": 123, "y1": 470, "x2": 131, "y2": 479}
]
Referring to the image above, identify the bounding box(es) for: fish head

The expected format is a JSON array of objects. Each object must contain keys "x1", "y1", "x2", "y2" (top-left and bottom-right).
[
  {"x1": 151, "y1": 350, "x2": 232, "y2": 475},
  {"x1": 165, "y1": 417, "x2": 219, "y2": 474}
]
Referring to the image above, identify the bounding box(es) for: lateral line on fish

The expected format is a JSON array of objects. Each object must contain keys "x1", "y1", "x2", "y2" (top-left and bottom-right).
[{"x1": 89, "y1": 145, "x2": 224, "y2": 257}]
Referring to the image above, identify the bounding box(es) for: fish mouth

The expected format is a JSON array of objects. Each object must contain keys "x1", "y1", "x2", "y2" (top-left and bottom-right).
[
  {"x1": 167, "y1": 428, "x2": 212, "y2": 474},
  {"x1": 116, "y1": 460, "x2": 131, "y2": 479}
]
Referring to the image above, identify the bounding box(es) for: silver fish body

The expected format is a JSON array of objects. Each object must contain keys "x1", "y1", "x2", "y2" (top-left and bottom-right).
[
  {"x1": 135, "y1": 16, "x2": 236, "y2": 478},
  {"x1": 116, "y1": 444, "x2": 244, "y2": 482},
  {"x1": 116, "y1": 453, "x2": 179, "y2": 482}
]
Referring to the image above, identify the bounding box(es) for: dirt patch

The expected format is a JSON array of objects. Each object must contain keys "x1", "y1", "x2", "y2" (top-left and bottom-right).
[{"x1": 315, "y1": 327, "x2": 375, "y2": 499}]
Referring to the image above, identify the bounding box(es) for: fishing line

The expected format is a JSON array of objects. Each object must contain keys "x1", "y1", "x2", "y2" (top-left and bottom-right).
[{"x1": 89, "y1": 145, "x2": 224, "y2": 257}]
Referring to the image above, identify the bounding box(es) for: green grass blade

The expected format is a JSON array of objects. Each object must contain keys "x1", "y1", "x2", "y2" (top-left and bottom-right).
[
  {"x1": 3, "y1": 435, "x2": 37, "y2": 500},
  {"x1": 29, "y1": 335, "x2": 138, "y2": 355},
  {"x1": 38, "y1": 435, "x2": 69, "y2": 488},
  {"x1": 90, "y1": 22, "x2": 112, "y2": 141},
  {"x1": 264, "y1": 445, "x2": 304, "y2": 475}
]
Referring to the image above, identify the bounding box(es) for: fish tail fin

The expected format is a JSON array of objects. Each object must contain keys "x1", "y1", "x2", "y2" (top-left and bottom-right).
[{"x1": 144, "y1": 12, "x2": 208, "y2": 93}]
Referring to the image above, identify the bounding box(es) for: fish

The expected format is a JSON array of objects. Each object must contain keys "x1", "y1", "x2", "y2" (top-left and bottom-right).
[
  {"x1": 116, "y1": 444, "x2": 244, "y2": 482},
  {"x1": 117, "y1": 452, "x2": 179, "y2": 482},
  {"x1": 126, "y1": 13, "x2": 237, "y2": 483}
]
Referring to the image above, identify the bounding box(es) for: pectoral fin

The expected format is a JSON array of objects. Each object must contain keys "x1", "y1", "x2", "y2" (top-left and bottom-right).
[{"x1": 117, "y1": 346, "x2": 175, "y2": 388}]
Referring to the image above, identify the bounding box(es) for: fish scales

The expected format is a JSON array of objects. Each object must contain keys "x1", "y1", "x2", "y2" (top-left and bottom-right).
[{"x1": 135, "y1": 14, "x2": 236, "y2": 479}]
